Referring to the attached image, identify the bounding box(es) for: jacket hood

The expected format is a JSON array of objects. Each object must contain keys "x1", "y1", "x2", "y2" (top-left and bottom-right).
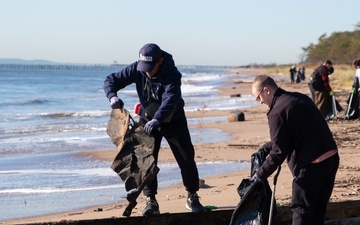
[{"x1": 151, "y1": 51, "x2": 176, "y2": 79}]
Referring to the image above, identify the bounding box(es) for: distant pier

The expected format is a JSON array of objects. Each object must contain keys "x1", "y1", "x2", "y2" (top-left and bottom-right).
[{"x1": 0, "y1": 64, "x2": 124, "y2": 71}]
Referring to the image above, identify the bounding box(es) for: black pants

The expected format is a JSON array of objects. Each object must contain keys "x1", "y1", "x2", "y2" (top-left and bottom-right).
[
  {"x1": 291, "y1": 153, "x2": 339, "y2": 225},
  {"x1": 290, "y1": 72, "x2": 295, "y2": 83},
  {"x1": 142, "y1": 108, "x2": 200, "y2": 197}
]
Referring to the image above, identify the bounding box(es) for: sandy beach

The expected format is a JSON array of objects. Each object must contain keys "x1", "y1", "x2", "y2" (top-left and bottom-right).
[{"x1": 4, "y1": 68, "x2": 360, "y2": 225}]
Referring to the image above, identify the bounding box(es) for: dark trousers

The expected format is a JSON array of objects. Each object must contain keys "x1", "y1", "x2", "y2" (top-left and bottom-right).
[
  {"x1": 290, "y1": 72, "x2": 295, "y2": 83},
  {"x1": 291, "y1": 153, "x2": 339, "y2": 225},
  {"x1": 142, "y1": 108, "x2": 200, "y2": 197}
]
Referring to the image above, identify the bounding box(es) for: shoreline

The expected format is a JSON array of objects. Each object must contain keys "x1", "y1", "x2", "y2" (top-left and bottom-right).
[{"x1": 4, "y1": 68, "x2": 360, "y2": 224}]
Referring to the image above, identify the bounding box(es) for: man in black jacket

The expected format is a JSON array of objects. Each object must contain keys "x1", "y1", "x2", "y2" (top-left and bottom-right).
[
  {"x1": 103, "y1": 43, "x2": 205, "y2": 216},
  {"x1": 311, "y1": 60, "x2": 335, "y2": 119},
  {"x1": 251, "y1": 75, "x2": 339, "y2": 225}
]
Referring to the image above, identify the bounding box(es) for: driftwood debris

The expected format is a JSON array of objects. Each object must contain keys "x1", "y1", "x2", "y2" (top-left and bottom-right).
[{"x1": 228, "y1": 143, "x2": 260, "y2": 148}]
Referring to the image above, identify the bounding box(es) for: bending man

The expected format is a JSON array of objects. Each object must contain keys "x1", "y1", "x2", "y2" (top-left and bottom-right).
[{"x1": 251, "y1": 75, "x2": 339, "y2": 225}]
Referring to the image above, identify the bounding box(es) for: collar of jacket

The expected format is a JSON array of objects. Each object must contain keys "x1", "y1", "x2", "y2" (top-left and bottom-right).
[{"x1": 267, "y1": 88, "x2": 285, "y2": 116}]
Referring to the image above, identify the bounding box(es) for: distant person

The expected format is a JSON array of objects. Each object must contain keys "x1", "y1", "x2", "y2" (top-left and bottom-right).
[
  {"x1": 354, "y1": 60, "x2": 360, "y2": 119},
  {"x1": 251, "y1": 75, "x2": 339, "y2": 225},
  {"x1": 103, "y1": 43, "x2": 205, "y2": 216},
  {"x1": 346, "y1": 59, "x2": 360, "y2": 120},
  {"x1": 309, "y1": 60, "x2": 334, "y2": 119},
  {"x1": 353, "y1": 60, "x2": 360, "y2": 119},
  {"x1": 296, "y1": 71, "x2": 301, "y2": 83},
  {"x1": 289, "y1": 64, "x2": 297, "y2": 83},
  {"x1": 298, "y1": 66, "x2": 305, "y2": 81}
]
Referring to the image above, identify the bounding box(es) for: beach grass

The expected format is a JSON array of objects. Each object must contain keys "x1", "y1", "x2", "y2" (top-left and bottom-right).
[{"x1": 330, "y1": 64, "x2": 355, "y2": 90}]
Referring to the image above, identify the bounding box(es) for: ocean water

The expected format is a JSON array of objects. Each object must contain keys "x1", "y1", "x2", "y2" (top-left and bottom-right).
[{"x1": 0, "y1": 65, "x2": 257, "y2": 221}]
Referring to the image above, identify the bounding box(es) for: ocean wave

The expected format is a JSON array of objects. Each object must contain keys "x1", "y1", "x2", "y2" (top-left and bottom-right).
[
  {"x1": 181, "y1": 83, "x2": 218, "y2": 95},
  {"x1": 0, "y1": 184, "x2": 123, "y2": 195},
  {"x1": 0, "y1": 99, "x2": 50, "y2": 107},
  {"x1": 182, "y1": 72, "x2": 223, "y2": 82},
  {"x1": 26, "y1": 99, "x2": 50, "y2": 105},
  {"x1": 1, "y1": 122, "x2": 107, "y2": 135},
  {"x1": 39, "y1": 110, "x2": 110, "y2": 118},
  {"x1": 1, "y1": 132, "x2": 108, "y2": 145},
  {"x1": 1, "y1": 110, "x2": 110, "y2": 121},
  {"x1": 0, "y1": 167, "x2": 115, "y2": 176}
]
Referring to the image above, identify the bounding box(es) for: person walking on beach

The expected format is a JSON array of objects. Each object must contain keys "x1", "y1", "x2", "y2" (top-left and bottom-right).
[
  {"x1": 289, "y1": 64, "x2": 297, "y2": 83},
  {"x1": 353, "y1": 59, "x2": 360, "y2": 119},
  {"x1": 251, "y1": 75, "x2": 339, "y2": 225},
  {"x1": 346, "y1": 59, "x2": 360, "y2": 120},
  {"x1": 309, "y1": 59, "x2": 335, "y2": 119},
  {"x1": 103, "y1": 43, "x2": 205, "y2": 216},
  {"x1": 297, "y1": 65, "x2": 305, "y2": 82}
]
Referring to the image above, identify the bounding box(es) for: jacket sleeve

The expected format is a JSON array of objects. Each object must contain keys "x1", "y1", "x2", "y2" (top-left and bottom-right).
[
  {"x1": 256, "y1": 113, "x2": 289, "y2": 180},
  {"x1": 103, "y1": 63, "x2": 137, "y2": 100},
  {"x1": 261, "y1": 142, "x2": 272, "y2": 155}
]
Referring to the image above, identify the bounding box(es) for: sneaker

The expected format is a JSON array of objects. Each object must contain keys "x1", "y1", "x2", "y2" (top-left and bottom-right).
[
  {"x1": 185, "y1": 193, "x2": 205, "y2": 212},
  {"x1": 142, "y1": 197, "x2": 160, "y2": 217}
]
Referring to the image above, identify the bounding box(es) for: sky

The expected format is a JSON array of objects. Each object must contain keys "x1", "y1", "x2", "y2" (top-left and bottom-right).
[{"x1": 1, "y1": 0, "x2": 359, "y2": 66}]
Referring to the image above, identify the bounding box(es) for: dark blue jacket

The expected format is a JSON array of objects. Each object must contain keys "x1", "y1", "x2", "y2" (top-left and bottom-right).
[{"x1": 103, "y1": 51, "x2": 184, "y2": 123}]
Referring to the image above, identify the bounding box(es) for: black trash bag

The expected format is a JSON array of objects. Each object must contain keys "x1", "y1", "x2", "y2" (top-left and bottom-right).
[
  {"x1": 250, "y1": 146, "x2": 270, "y2": 177},
  {"x1": 229, "y1": 145, "x2": 277, "y2": 225},
  {"x1": 106, "y1": 108, "x2": 159, "y2": 217},
  {"x1": 110, "y1": 123, "x2": 158, "y2": 192}
]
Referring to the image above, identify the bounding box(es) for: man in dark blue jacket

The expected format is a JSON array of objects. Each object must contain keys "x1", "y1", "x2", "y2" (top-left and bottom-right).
[
  {"x1": 103, "y1": 43, "x2": 204, "y2": 216},
  {"x1": 251, "y1": 75, "x2": 339, "y2": 225}
]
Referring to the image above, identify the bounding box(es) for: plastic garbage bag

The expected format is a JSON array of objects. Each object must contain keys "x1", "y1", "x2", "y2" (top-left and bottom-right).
[
  {"x1": 107, "y1": 108, "x2": 159, "y2": 216},
  {"x1": 229, "y1": 146, "x2": 276, "y2": 225}
]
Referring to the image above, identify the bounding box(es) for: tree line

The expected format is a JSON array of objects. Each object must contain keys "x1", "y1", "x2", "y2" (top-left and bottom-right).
[{"x1": 302, "y1": 22, "x2": 360, "y2": 65}]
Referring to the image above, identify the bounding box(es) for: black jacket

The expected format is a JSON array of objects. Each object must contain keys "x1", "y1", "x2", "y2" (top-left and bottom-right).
[
  {"x1": 103, "y1": 51, "x2": 184, "y2": 123},
  {"x1": 257, "y1": 88, "x2": 337, "y2": 179}
]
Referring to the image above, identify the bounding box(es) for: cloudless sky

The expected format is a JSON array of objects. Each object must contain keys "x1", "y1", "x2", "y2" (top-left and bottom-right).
[{"x1": 1, "y1": 0, "x2": 359, "y2": 66}]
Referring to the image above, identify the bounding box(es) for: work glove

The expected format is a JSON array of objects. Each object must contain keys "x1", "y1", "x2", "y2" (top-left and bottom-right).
[
  {"x1": 144, "y1": 119, "x2": 159, "y2": 135},
  {"x1": 328, "y1": 91, "x2": 333, "y2": 96},
  {"x1": 110, "y1": 96, "x2": 124, "y2": 109},
  {"x1": 251, "y1": 173, "x2": 262, "y2": 183}
]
